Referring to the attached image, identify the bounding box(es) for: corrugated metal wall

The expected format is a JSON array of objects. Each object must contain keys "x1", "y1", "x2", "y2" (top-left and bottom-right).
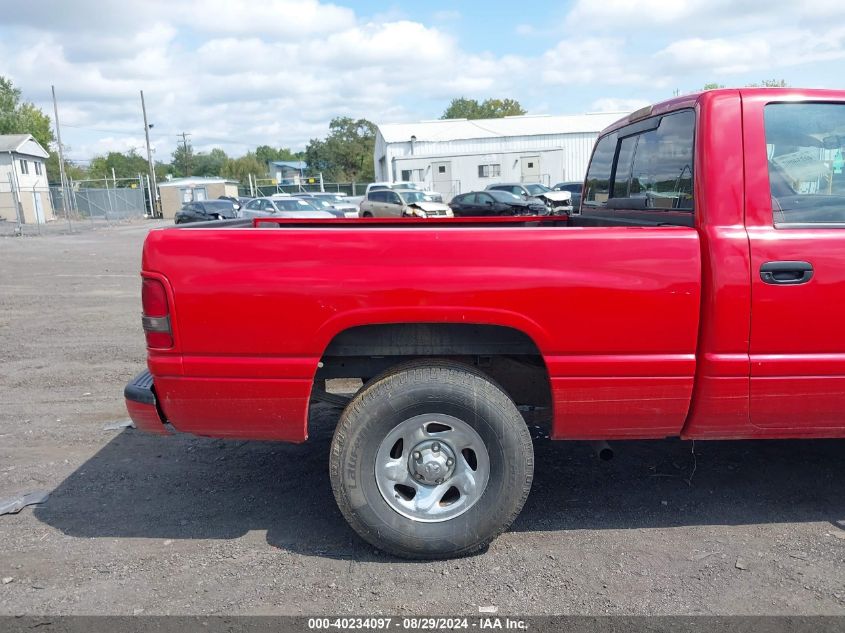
[{"x1": 375, "y1": 131, "x2": 601, "y2": 197}]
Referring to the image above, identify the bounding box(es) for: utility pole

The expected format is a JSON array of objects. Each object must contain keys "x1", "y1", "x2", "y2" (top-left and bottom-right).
[
  {"x1": 179, "y1": 132, "x2": 192, "y2": 176},
  {"x1": 51, "y1": 85, "x2": 71, "y2": 231},
  {"x1": 140, "y1": 90, "x2": 158, "y2": 216}
]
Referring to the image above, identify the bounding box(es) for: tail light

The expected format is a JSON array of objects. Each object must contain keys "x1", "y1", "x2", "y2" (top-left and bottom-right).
[{"x1": 141, "y1": 278, "x2": 173, "y2": 349}]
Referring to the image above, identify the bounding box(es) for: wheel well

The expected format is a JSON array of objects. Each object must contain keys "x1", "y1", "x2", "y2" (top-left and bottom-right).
[{"x1": 314, "y1": 323, "x2": 552, "y2": 424}]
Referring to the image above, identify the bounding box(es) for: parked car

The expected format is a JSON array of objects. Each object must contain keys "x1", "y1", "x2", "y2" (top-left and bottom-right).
[
  {"x1": 293, "y1": 194, "x2": 358, "y2": 218},
  {"x1": 553, "y1": 182, "x2": 583, "y2": 209},
  {"x1": 174, "y1": 199, "x2": 239, "y2": 224},
  {"x1": 359, "y1": 188, "x2": 453, "y2": 218},
  {"x1": 365, "y1": 182, "x2": 444, "y2": 203},
  {"x1": 450, "y1": 190, "x2": 548, "y2": 216},
  {"x1": 486, "y1": 182, "x2": 572, "y2": 214},
  {"x1": 125, "y1": 88, "x2": 845, "y2": 560},
  {"x1": 240, "y1": 196, "x2": 335, "y2": 219},
  {"x1": 217, "y1": 195, "x2": 242, "y2": 212}
]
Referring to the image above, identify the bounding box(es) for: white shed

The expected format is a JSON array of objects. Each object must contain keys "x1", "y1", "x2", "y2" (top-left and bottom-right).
[
  {"x1": 373, "y1": 112, "x2": 629, "y2": 201},
  {"x1": 0, "y1": 134, "x2": 53, "y2": 224}
]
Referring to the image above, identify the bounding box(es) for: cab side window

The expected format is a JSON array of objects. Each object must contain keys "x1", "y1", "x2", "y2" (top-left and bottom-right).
[{"x1": 580, "y1": 110, "x2": 695, "y2": 227}]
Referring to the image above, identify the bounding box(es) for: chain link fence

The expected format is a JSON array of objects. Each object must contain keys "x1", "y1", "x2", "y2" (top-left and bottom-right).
[
  {"x1": 0, "y1": 178, "x2": 151, "y2": 237},
  {"x1": 245, "y1": 181, "x2": 373, "y2": 198}
]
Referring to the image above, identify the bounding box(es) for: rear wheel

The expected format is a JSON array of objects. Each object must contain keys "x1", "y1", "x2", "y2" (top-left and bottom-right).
[
  {"x1": 362, "y1": 211, "x2": 373, "y2": 218},
  {"x1": 330, "y1": 360, "x2": 534, "y2": 559}
]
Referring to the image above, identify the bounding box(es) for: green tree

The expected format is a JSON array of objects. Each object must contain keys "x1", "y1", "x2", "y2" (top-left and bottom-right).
[
  {"x1": 221, "y1": 152, "x2": 265, "y2": 183},
  {"x1": 45, "y1": 152, "x2": 87, "y2": 183},
  {"x1": 441, "y1": 97, "x2": 526, "y2": 120},
  {"x1": 0, "y1": 75, "x2": 58, "y2": 177},
  {"x1": 747, "y1": 79, "x2": 789, "y2": 88},
  {"x1": 88, "y1": 150, "x2": 149, "y2": 183},
  {"x1": 305, "y1": 117, "x2": 376, "y2": 182},
  {"x1": 192, "y1": 147, "x2": 228, "y2": 177},
  {"x1": 171, "y1": 141, "x2": 194, "y2": 177},
  {"x1": 254, "y1": 145, "x2": 304, "y2": 172},
  {"x1": 702, "y1": 79, "x2": 789, "y2": 90}
]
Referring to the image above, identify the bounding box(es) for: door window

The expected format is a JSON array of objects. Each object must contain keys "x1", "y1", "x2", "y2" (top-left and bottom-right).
[
  {"x1": 582, "y1": 110, "x2": 695, "y2": 225},
  {"x1": 764, "y1": 102, "x2": 845, "y2": 226},
  {"x1": 584, "y1": 133, "x2": 617, "y2": 207}
]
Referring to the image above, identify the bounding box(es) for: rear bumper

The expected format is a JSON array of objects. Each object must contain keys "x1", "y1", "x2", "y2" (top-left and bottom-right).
[{"x1": 124, "y1": 369, "x2": 171, "y2": 435}]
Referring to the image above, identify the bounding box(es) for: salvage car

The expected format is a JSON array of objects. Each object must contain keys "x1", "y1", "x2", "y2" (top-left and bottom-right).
[
  {"x1": 293, "y1": 193, "x2": 358, "y2": 218},
  {"x1": 358, "y1": 188, "x2": 452, "y2": 218},
  {"x1": 552, "y1": 181, "x2": 583, "y2": 209},
  {"x1": 173, "y1": 199, "x2": 239, "y2": 224},
  {"x1": 365, "y1": 182, "x2": 444, "y2": 203},
  {"x1": 125, "y1": 88, "x2": 845, "y2": 559},
  {"x1": 240, "y1": 196, "x2": 335, "y2": 219},
  {"x1": 486, "y1": 182, "x2": 572, "y2": 214},
  {"x1": 302, "y1": 192, "x2": 359, "y2": 217},
  {"x1": 450, "y1": 190, "x2": 548, "y2": 216}
]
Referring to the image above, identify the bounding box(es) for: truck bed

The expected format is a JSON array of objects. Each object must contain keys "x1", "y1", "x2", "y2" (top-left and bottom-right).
[{"x1": 143, "y1": 220, "x2": 701, "y2": 442}]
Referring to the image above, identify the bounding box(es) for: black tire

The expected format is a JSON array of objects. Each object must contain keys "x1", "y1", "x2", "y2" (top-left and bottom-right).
[
  {"x1": 330, "y1": 360, "x2": 534, "y2": 559},
  {"x1": 362, "y1": 211, "x2": 373, "y2": 218}
]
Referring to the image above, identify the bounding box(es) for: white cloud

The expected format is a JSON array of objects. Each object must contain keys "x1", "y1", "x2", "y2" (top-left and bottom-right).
[
  {"x1": 2, "y1": 0, "x2": 845, "y2": 163},
  {"x1": 541, "y1": 39, "x2": 647, "y2": 86},
  {"x1": 590, "y1": 97, "x2": 651, "y2": 113},
  {"x1": 656, "y1": 27, "x2": 845, "y2": 75}
]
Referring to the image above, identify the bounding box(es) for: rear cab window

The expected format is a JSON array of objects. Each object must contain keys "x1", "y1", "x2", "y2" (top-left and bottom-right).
[
  {"x1": 581, "y1": 109, "x2": 696, "y2": 227},
  {"x1": 764, "y1": 103, "x2": 845, "y2": 227}
]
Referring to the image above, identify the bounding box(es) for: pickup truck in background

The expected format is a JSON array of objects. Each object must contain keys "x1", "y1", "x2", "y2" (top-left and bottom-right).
[{"x1": 125, "y1": 88, "x2": 845, "y2": 559}]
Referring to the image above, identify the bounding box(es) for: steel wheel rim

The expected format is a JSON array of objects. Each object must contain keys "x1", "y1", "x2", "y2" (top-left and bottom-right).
[{"x1": 375, "y1": 413, "x2": 490, "y2": 523}]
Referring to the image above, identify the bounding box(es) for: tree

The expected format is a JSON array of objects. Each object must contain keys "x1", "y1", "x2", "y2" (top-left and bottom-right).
[
  {"x1": 0, "y1": 75, "x2": 58, "y2": 177},
  {"x1": 45, "y1": 152, "x2": 87, "y2": 183},
  {"x1": 305, "y1": 117, "x2": 376, "y2": 182},
  {"x1": 221, "y1": 152, "x2": 265, "y2": 183},
  {"x1": 88, "y1": 150, "x2": 150, "y2": 184},
  {"x1": 192, "y1": 147, "x2": 228, "y2": 177},
  {"x1": 171, "y1": 142, "x2": 194, "y2": 177},
  {"x1": 441, "y1": 97, "x2": 526, "y2": 120},
  {"x1": 747, "y1": 79, "x2": 789, "y2": 88},
  {"x1": 702, "y1": 79, "x2": 789, "y2": 90},
  {"x1": 254, "y1": 145, "x2": 304, "y2": 172}
]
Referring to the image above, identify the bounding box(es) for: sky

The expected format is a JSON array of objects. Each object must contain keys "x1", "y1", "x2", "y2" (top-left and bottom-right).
[{"x1": 0, "y1": 0, "x2": 844, "y2": 165}]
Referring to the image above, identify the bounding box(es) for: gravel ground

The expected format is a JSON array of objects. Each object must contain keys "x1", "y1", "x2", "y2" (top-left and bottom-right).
[{"x1": 0, "y1": 221, "x2": 844, "y2": 616}]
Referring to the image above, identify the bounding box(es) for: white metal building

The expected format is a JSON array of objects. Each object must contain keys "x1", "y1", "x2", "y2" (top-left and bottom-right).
[
  {"x1": 0, "y1": 134, "x2": 53, "y2": 224},
  {"x1": 373, "y1": 112, "x2": 628, "y2": 200}
]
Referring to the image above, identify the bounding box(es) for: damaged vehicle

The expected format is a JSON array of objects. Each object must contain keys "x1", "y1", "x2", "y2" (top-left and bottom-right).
[
  {"x1": 486, "y1": 182, "x2": 573, "y2": 214},
  {"x1": 359, "y1": 188, "x2": 453, "y2": 218}
]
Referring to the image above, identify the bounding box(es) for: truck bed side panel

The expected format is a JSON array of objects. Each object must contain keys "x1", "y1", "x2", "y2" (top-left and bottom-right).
[{"x1": 143, "y1": 225, "x2": 701, "y2": 441}]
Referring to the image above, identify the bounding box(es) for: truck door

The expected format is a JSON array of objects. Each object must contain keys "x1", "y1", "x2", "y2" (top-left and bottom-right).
[{"x1": 744, "y1": 95, "x2": 845, "y2": 433}]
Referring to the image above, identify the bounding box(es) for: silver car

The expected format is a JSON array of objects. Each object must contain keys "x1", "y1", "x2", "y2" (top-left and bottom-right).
[
  {"x1": 358, "y1": 189, "x2": 453, "y2": 218},
  {"x1": 240, "y1": 196, "x2": 336, "y2": 219}
]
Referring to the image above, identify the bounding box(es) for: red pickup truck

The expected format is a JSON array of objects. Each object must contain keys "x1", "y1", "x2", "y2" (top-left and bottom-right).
[{"x1": 125, "y1": 88, "x2": 845, "y2": 559}]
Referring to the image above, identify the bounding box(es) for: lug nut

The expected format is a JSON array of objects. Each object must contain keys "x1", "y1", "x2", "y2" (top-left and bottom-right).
[
  {"x1": 432, "y1": 443, "x2": 440, "y2": 452},
  {"x1": 446, "y1": 458, "x2": 454, "y2": 466},
  {"x1": 435, "y1": 478, "x2": 443, "y2": 484},
  {"x1": 413, "y1": 451, "x2": 422, "y2": 460}
]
